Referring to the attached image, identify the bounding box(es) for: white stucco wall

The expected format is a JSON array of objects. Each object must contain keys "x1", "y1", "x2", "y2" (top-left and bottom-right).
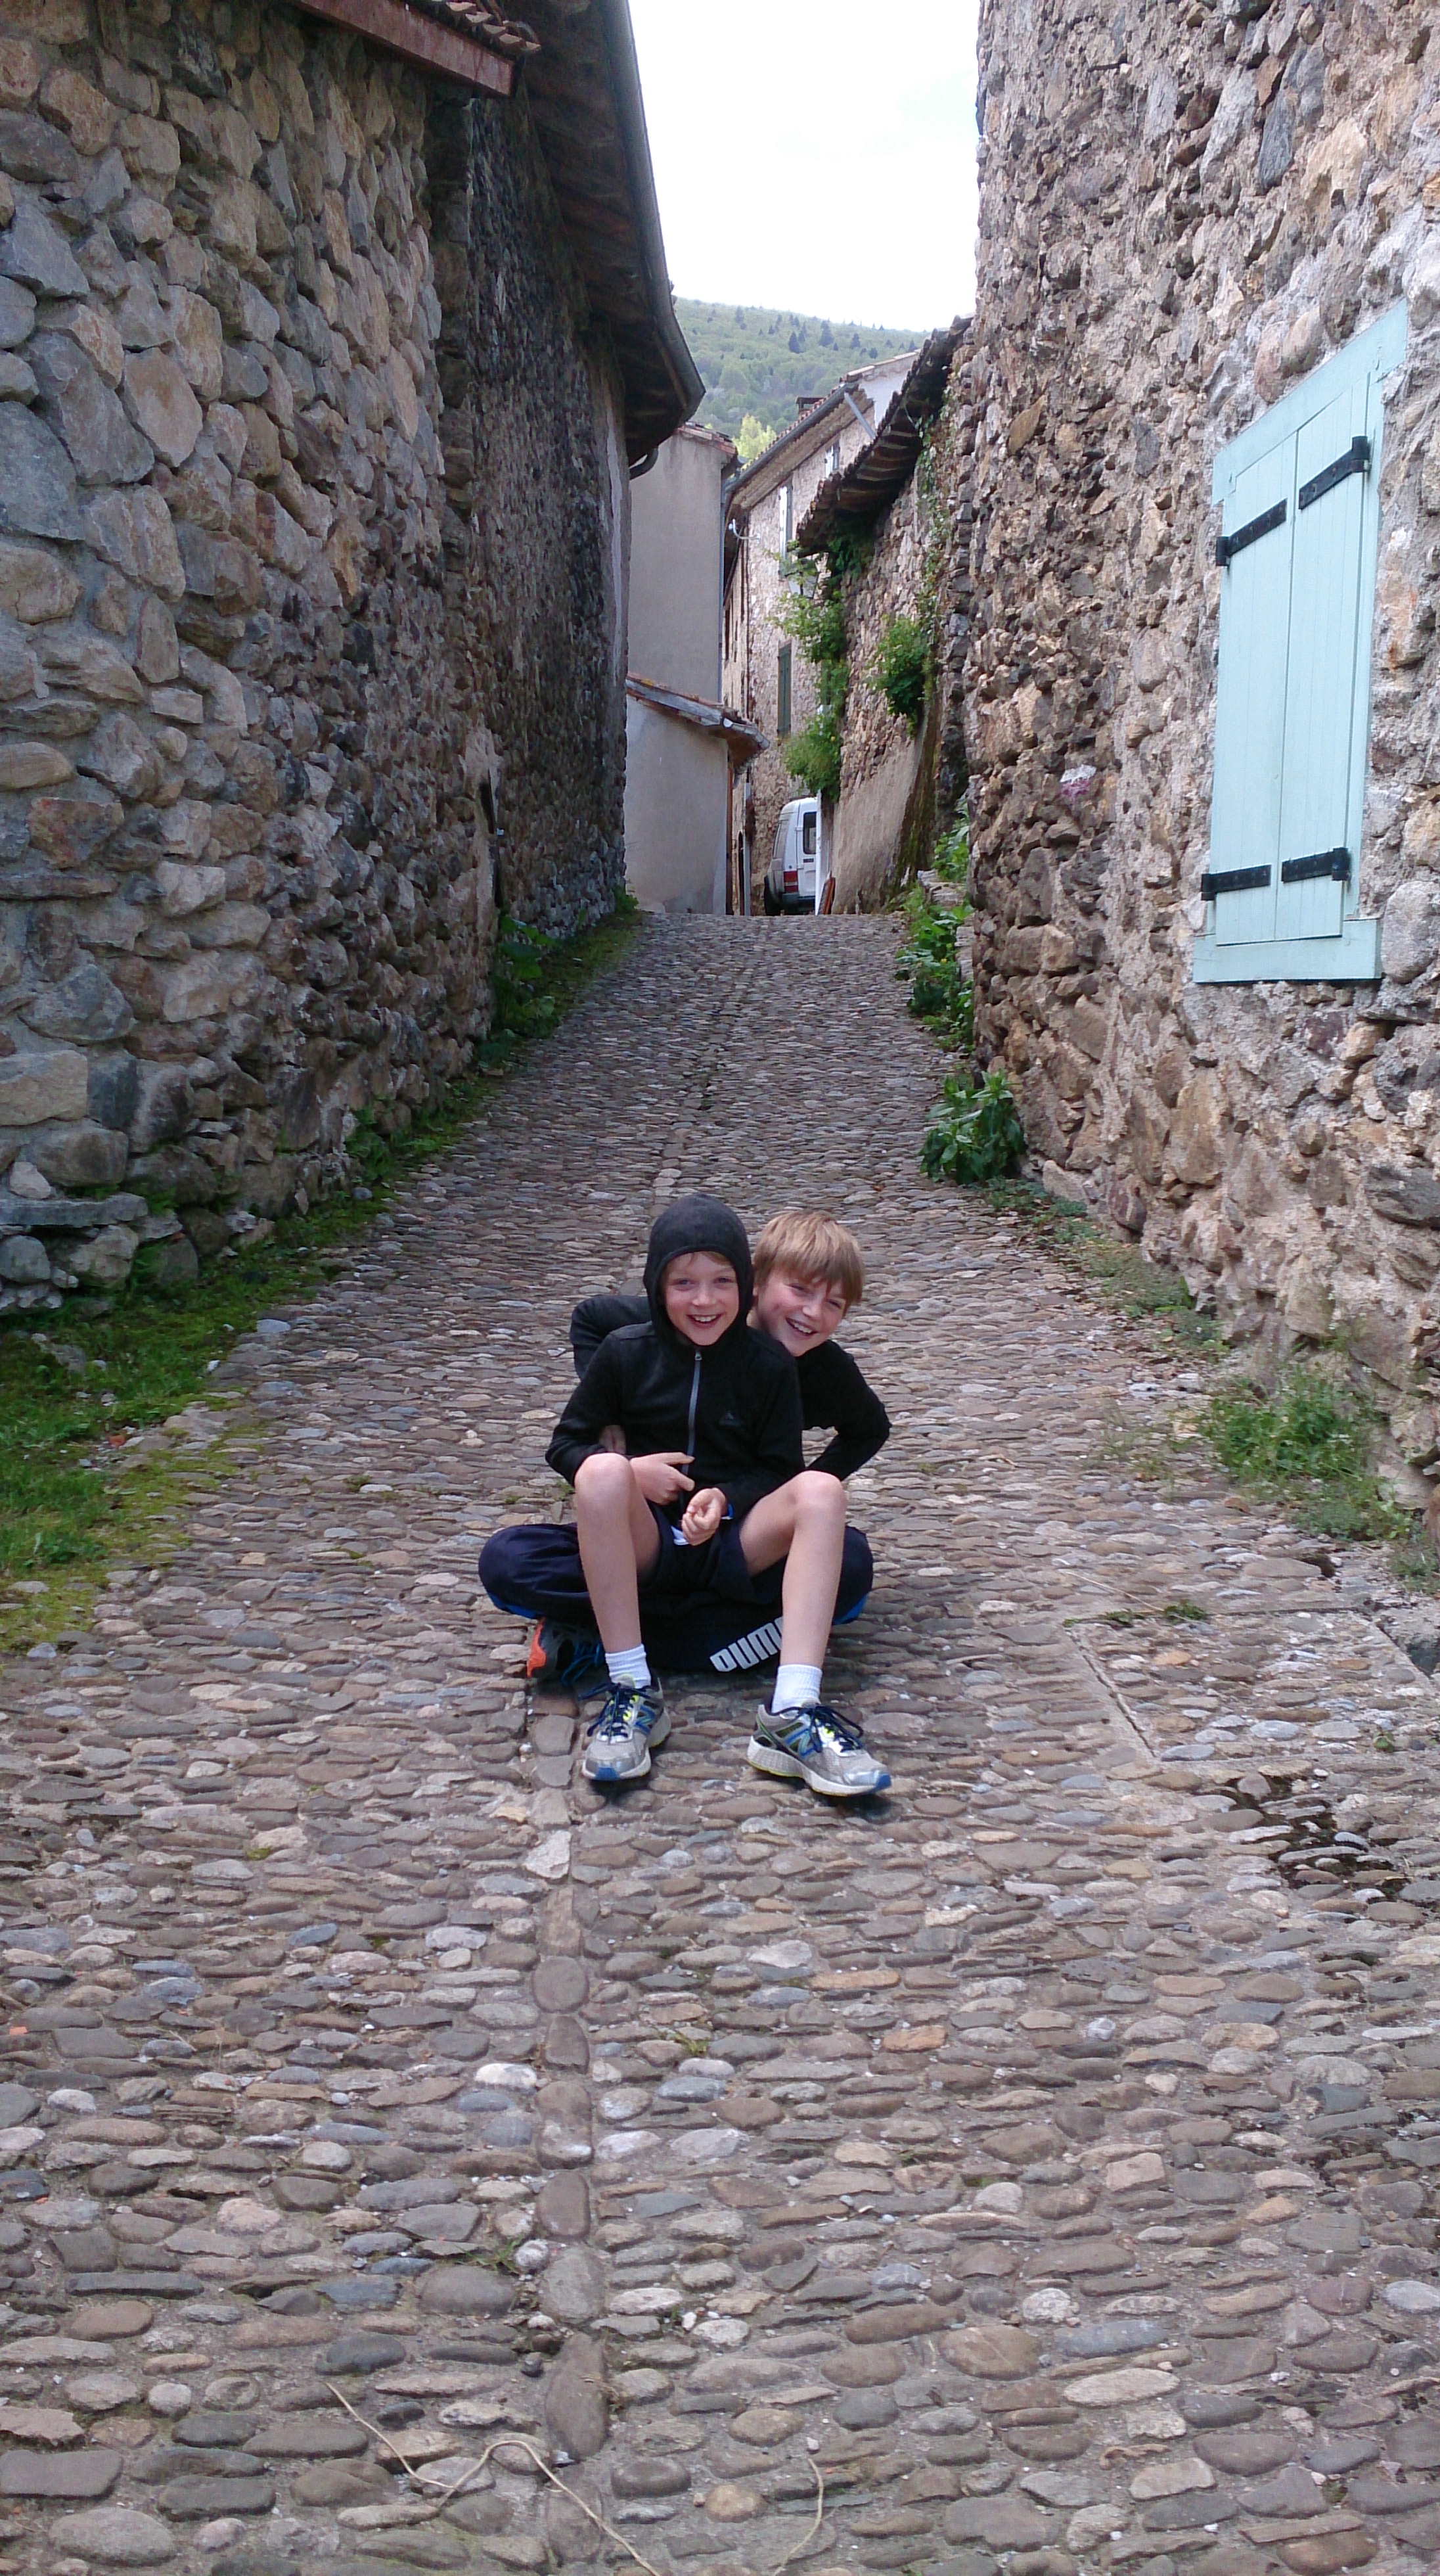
[
  {"x1": 623, "y1": 701, "x2": 729, "y2": 915},
  {"x1": 627, "y1": 428, "x2": 727, "y2": 702}
]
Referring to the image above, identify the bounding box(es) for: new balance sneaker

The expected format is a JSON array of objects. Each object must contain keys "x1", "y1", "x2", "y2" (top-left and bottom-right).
[
  {"x1": 748, "y1": 1703, "x2": 891, "y2": 1799},
  {"x1": 581, "y1": 1682, "x2": 670, "y2": 1783},
  {"x1": 526, "y1": 1621, "x2": 606, "y2": 1697}
]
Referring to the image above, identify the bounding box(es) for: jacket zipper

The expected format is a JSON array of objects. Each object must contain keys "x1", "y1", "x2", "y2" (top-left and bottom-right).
[{"x1": 686, "y1": 1351, "x2": 701, "y2": 1464}]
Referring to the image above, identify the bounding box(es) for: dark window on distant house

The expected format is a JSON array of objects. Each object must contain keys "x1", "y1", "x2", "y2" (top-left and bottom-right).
[
  {"x1": 783, "y1": 482, "x2": 793, "y2": 547},
  {"x1": 827, "y1": 442, "x2": 841, "y2": 476},
  {"x1": 777, "y1": 644, "x2": 792, "y2": 737}
]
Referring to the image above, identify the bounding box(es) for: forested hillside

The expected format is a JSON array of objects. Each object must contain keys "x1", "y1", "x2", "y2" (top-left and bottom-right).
[{"x1": 675, "y1": 300, "x2": 926, "y2": 455}]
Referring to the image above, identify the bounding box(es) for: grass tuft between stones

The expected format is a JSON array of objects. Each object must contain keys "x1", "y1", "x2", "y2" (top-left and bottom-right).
[
  {"x1": 1201, "y1": 1362, "x2": 1412, "y2": 1546},
  {"x1": 0, "y1": 900, "x2": 641, "y2": 1655},
  {"x1": 986, "y1": 1182, "x2": 1428, "y2": 1567}
]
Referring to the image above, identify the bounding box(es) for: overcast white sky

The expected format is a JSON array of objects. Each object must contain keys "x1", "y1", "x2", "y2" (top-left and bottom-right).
[{"x1": 627, "y1": 0, "x2": 979, "y2": 334}]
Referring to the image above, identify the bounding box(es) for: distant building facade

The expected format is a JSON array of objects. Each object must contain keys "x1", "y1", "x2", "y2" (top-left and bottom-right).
[
  {"x1": 625, "y1": 426, "x2": 761, "y2": 913},
  {"x1": 723, "y1": 358, "x2": 916, "y2": 905},
  {"x1": 796, "y1": 327, "x2": 967, "y2": 911}
]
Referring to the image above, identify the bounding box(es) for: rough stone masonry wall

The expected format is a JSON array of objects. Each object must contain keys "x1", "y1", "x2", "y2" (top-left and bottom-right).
[
  {"x1": 832, "y1": 368, "x2": 978, "y2": 908},
  {"x1": 0, "y1": 0, "x2": 627, "y2": 1314},
  {"x1": 964, "y1": 0, "x2": 1440, "y2": 1460}
]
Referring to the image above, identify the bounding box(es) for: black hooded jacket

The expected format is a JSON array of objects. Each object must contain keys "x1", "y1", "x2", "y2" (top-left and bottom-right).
[
  {"x1": 545, "y1": 1196, "x2": 804, "y2": 1523},
  {"x1": 570, "y1": 1291, "x2": 890, "y2": 1481}
]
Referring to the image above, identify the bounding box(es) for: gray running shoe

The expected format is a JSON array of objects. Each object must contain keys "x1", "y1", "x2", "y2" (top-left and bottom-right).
[
  {"x1": 748, "y1": 1703, "x2": 891, "y2": 1799},
  {"x1": 582, "y1": 1682, "x2": 669, "y2": 1783}
]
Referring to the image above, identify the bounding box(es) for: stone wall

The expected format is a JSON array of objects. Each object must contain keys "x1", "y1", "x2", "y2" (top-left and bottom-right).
[
  {"x1": 962, "y1": 0, "x2": 1440, "y2": 1454},
  {"x1": 732, "y1": 471, "x2": 818, "y2": 896},
  {"x1": 0, "y1": 0, "x2": 628, "y2": 1312},
  {"x1": 832, "y1": 475, "x2": 929, "y2": 911},
  {"x1": 725, "y1": 398, "x2": 881, "y2": 902}
]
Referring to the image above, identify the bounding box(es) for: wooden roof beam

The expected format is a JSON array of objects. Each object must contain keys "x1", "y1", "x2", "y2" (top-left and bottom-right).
[{"x1": 293, "y1": 0, "x2": 518, "y2": 94}]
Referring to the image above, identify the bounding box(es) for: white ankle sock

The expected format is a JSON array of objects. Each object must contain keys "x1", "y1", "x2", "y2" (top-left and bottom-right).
[
  {"x1": 773, "y1": 1662, "x2": 822, "y2": 1714},
  {"x1": 606, "y1": 1644, "x2": 652, "y2": 1690}
]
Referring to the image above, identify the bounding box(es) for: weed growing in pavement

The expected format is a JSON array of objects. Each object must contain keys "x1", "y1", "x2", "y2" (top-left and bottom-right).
[
  {"x1": 896, "y1": 813, "x2": 972, "y2": 1046},
  {"x1": 977, "y1": 1187, "x2": 1428, "y2": 1573},
  {"x1": 1202, "y1": 1364, "x2": 1410, "y2": 1544},
  {"x1": 0, "y1": 898, "x2": 641, "y2": 1655},
  {"x1": 922, "y1": 1069, "x2": 1025, "y2": 1185}
]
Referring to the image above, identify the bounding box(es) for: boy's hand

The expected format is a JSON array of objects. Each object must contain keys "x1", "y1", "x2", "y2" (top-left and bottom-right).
[
  {"x1": 681, "y1": 1485, "x2": 726, "y2": 1544},
  {"x1": 631, "y1": 1452, "x2": 695, "y2": 1505}
]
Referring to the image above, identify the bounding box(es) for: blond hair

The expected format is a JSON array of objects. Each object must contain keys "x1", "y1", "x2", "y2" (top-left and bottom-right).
[{"x1": 752, "y1": 1210, "x2": 864, "y2": 1309}]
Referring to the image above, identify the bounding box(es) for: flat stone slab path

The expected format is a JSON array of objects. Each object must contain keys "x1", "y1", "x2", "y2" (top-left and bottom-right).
[{"x1": 3, "y1": 915, "x2": 1440, "y2": 2576}]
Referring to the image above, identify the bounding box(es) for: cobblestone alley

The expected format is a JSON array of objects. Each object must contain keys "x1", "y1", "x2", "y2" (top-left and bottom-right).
[{"x1": 6, "y1": 917, "x2": 1440, "y2": 2576}]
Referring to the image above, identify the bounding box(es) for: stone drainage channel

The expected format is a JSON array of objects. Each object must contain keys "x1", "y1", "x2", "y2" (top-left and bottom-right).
[{"x1": 1, "y1": 918, "x2": 1440, "y2": 2576}]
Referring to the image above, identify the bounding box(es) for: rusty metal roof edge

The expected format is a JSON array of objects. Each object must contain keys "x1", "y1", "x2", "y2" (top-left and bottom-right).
[
  {"x1": 627, "y1": 674, "x2": 767, "y2": 755},
  {"x1": 794, "y1": 319, "x2": 968, "y2": 557}
]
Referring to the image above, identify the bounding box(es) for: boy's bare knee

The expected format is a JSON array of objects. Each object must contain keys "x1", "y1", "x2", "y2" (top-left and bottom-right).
[
  {"x1": 795, "y1": 1469, "x2": 845, "y2": 1521},
  {"x1": 575, "y1": 1451, "x2": 633, "y2": 1503}
]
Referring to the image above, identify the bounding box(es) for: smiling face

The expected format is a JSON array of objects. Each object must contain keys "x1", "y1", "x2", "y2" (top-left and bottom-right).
[
  {"x1": 662, "y1": 1250, "x2": 741, "y2": 1347},
  {"x1": 753, "y1": 1267, "x2": 848, "y2": 1358}
]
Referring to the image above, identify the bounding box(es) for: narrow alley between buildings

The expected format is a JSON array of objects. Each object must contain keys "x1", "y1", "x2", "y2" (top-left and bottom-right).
[{"x1": 3, "y1": 917, "x2": 1440, "y2": 2576}]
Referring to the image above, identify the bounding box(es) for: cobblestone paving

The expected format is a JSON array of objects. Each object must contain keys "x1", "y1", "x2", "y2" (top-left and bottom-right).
[{"x1": 5, "y1": 917, "x2": 1440, "y2": 2576}]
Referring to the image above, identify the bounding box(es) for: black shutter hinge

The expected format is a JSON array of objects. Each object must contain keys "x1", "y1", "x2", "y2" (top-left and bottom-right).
[
  {"x1": 1298, "y1": 436, "x2": 1370, "y2": 511},
  {"x1": 1216, "y1": 499, "x2": 1286, "y2": 568},
  {"x1": 1200, "y1": 864, "x2": 1272, "y2": 900},
  {"x1": 1280, "y1": 846, "x2": 1351, "y2": 885}
]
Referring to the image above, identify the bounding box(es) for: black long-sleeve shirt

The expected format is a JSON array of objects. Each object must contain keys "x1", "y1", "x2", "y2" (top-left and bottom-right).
[
  {"x1": 547, "y1": 1320, "x2": 803, "y2": 1525},
  {"x1": 569, "y1": 1291, "x2": 890, "y2": 1482}
]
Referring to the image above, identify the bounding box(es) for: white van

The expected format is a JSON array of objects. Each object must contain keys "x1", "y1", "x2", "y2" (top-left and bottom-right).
[{"x1": 763, "y1": 796, "x2": 826, "y2": 913}]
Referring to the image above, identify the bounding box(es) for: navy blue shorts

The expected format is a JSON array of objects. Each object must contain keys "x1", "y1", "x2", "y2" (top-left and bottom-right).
[{"x1": 478, "y1": 1517, "x2": 873, "y2": 1674}]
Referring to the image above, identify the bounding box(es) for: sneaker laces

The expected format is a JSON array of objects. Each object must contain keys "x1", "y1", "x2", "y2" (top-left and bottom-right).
[
  {"x1": 588, "y1": 1686, "x2": 648, "y2": 1741},
  {"x1": 773, "y1": 1701, "x2": 863, "y2": 1751}
]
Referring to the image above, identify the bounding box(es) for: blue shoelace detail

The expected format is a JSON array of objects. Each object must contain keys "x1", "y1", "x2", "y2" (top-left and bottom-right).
[
  {"x1": 589, "y1": 1687, "x2": 656, "y2": 1740},
  {"x1": 770, "y1": 1702, "x2": 864, "y2": 1752}
]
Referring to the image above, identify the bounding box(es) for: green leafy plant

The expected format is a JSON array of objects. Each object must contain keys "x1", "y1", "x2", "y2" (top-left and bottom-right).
[
  {"x1": 896, "y1": 823, "x2": 972, "y2": 1050},
  {"x1": 922, "y1": 1069, "x2": 1025, "y2": 1185},
  {"x1": 784, "y1": 706, "x2": 842, "y2": 802},
  {"x1": 1163, "y1": 1598, "x2": 1209, "y2": 1623},
  {"x1": 780, "y1": 547, "x2": 849, "y2": 802},
  {"x1": 491, "y1": 913, "x2": 559, "y2": 1041},
  {"x1": 897, "y1": 894, "x2": 971, "y2": 1044},
  {"x1": 1202, "y1": 1364, "x2": 1409, "y2": 1542},
  {"x1": 874, "y1": 612, "x2": 930, "y2": 731},
  {"x1": 932, "y1": 816, "x2": 970, "y2": 882}
]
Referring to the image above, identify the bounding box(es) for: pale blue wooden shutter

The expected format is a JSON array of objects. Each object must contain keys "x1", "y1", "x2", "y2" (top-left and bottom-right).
[
  {"x1": 1194, "y1": 302, "x2": 1404, "y2": 986},
  {"x1": 1274, "y1": 373, "x2": 1376, "y2": 943},
  {"x1": 1207, "y1": 434, "x2": 1295, "y2": 948}
]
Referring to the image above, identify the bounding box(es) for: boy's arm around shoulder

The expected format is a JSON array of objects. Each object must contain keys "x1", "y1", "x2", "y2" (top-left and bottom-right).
[
  {"x1": 547, "y1": 1336, "x2": 629, "y2": 1485},
  {"x1": 570, "y1": 1290, "x2": 647, "y2": 1377},
  {"x1": 723, "y1": 1343, "x2": 805, "y2": 1522},
  {"x1": 804, "y1": 1341, "x2": 891, "y2": 1481}
]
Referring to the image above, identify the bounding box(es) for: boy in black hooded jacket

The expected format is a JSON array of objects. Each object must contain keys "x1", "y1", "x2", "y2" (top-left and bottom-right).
[{"x1": 480, "y1": 1195, "x2": 889, "y2": 1797}]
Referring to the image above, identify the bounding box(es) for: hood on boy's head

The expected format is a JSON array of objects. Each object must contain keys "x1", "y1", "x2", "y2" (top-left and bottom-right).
[{"x1": 643, "y1": 1195, "x2": 754, "y2": 1346}]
